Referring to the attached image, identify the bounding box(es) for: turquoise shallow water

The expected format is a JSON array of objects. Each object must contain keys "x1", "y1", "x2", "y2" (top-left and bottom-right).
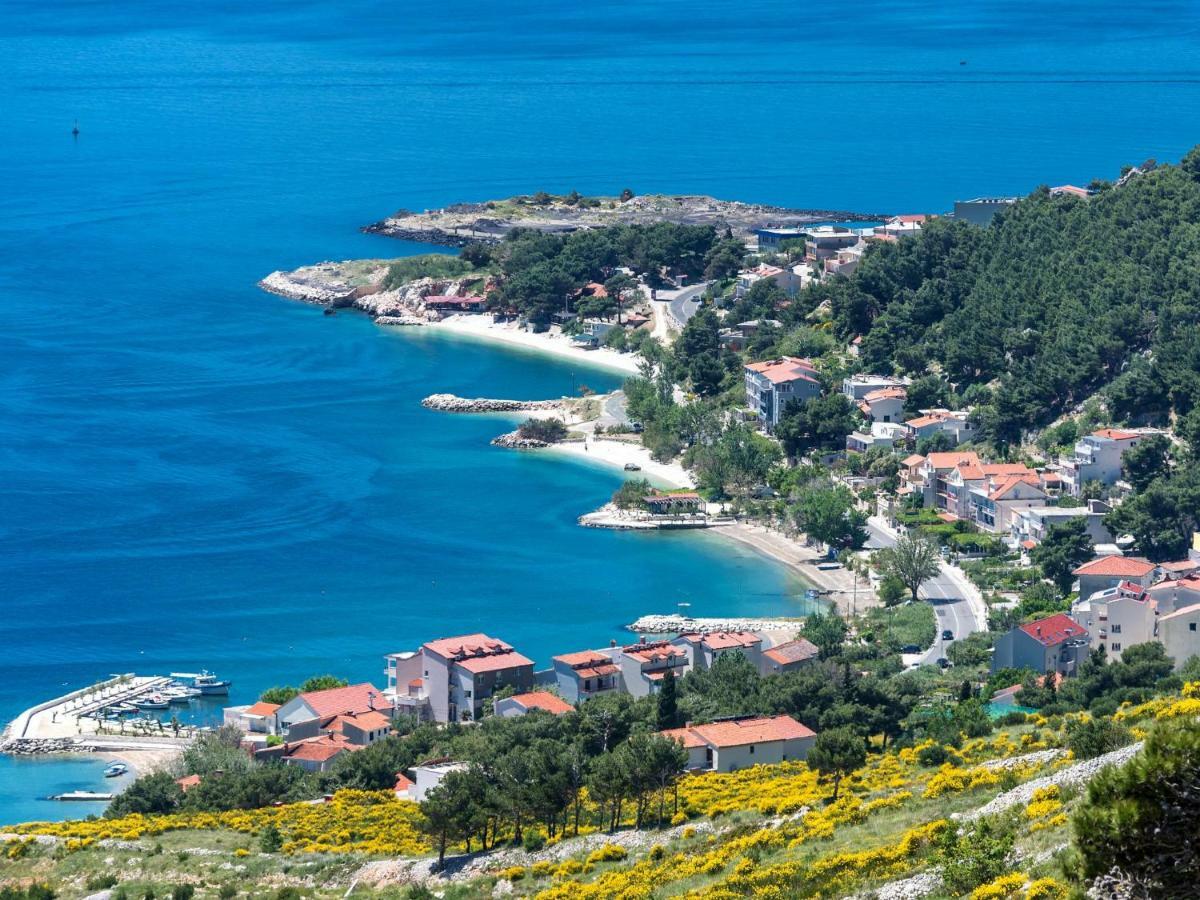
[{"x1": 4, "y1": 0, "x2": 1200, "y2": 822}]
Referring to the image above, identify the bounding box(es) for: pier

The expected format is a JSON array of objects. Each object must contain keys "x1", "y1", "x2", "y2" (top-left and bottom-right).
[{"x1": 3, "y1": 674, "x2": 203, "y2": 758}]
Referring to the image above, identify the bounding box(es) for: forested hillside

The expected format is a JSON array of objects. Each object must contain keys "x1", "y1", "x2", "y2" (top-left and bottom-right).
[{"x1": 817, "y1": 147, "x2": 1200, "y2": 446}]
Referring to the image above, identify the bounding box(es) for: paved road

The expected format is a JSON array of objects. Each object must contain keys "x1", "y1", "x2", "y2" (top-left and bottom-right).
[
  {"x1": 663, "y1": 283, "x2": 708, "y2": 329},
  {"x1": 866, "y1": 519, "x2": 985, "y2": 668},
  {"x1": 598, "y1": 390, "x2": 629, "y2": 428}
]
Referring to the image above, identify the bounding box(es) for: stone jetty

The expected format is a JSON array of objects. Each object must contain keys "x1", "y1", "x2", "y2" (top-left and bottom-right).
[
  {"x1": 0, "y1": 737, "x2": 82, "y2": 755},
  {"x1": 490, "y1": 431, "x2": 549, "y2": 449},
  {"x1": 421, "y1": 394, "x2": 562, "y2": 413}
]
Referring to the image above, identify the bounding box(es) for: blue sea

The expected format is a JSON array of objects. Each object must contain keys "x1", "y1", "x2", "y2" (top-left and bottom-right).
[{"x1": 3, "y1": 0, "x2": 1200, "y2": 823}]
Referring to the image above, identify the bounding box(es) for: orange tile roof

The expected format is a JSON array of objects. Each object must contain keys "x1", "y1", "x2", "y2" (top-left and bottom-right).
[
  {"x1": 863, "y1": 386, "x2": 907, "y2": 402},
  {"x1": 333, "y1": 710, "x2": 392, "y2": 732},
  {"x1": 1072, "y1": 556, "x2": 1157, "y2": 578},
  {"x1": 176, "y1": 774, "x2": 201, "y2": 792},
  {"x1": 508, "y1": 691, "x2": 573, "y2": 715},
  {"x1": 1159, "y1": 560, "x2": 1200, "y2": 573},
  {"x1": 744, "y1": 356, "x2": 820, "y2": 386},
  {"x1": 902, "y1": 454, "x2": 926, "y2": 467},
  {"x1": 285, "y1": 735, "x2": 359, "y2": 763},
  {"x1": 1092, "y1": 429, "x2": 1140, "y2": 441},
  {"x1": 1019, "y1": 614, "x2": 1087, "y2": 647},
  {"x1": 393, "y1": 773, "x2": 414, "y2": 792},
  {"x1": 662, "y1": 715, "x2": 815, "y2": 750},
  {"x1": 988, "y1": 474, "x2": 1045, "y2": 501},
  {"x1": 553, "y1": 650, "x2": 610, "y2": 667},
  {"x1": 296, "y1": 683, "x2": 390, "y2": 719},
  {"x1": 423, "y1": 633, "x2": 511, "y2": 659},
  {"x1": 678, "y1": 631, "x2": 761, "y2": 650},
  {"x1": 659, "y1": 726, "x2": 707, "y2": 749},
  {"x1": 762, "y1": 638, "x2": 819, "y2": 666},
  {"x1": 925, "y1": 451, "x2": 980, "y2": 470},
  {"x1": 906, "y1": 414, "x2": 947, "y2": 429},
  {"x1": 456, "y1": 650, "x2": 534, "y2": 674},
  {"x1": 244, "y1": 701, "x2": 280, "y2": 718},
  {"x1": 623, "y1": 640, "x2": 686, "y2": 664}
]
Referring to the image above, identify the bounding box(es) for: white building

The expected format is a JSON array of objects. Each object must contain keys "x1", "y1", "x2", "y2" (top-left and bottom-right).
[
  {"x1": 735, "y1": 263, "x2": 805, "y2": 298},
  {"x1": 659, "y1": 715, "x2": 817, "y2": 773},
  {"x1": 409, "y1": 761, "x2": 469, "y2": 802},
  {"x1": 549, "y1": 649, "x2": 622, "y2": 704},
  {"x1": 1070, "y1": 582, "x2": 1157, "y2": 663},
  {"x1": 842, "y1": 373, "x2": 909, "y2": 401},
  {"x1": 615, "y1": 640, "x2": 689, "y2": 698},
  {"x1": 1059, "y1": 429, "x2": 1165, "y2": 495},
  {"x1": 846, "y1": 421, "x2": 909, "y2": 453},
  {"x1": 1009, "y1": 503, "x2": 1113, "y2": 548}
]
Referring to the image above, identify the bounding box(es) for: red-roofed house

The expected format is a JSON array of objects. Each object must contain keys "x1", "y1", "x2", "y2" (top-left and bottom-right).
[
  {"x1": 760, "y1": 638, "x2": 820, "y2": 675},
  {"x1": 1073, "y1": 556, "x2": 1158, "y2": 603},
  {"x1": 671, "y1": 631, "x2": 763, "y2": 672},
  {"x1": 1059, "y1": 429, "x2": 1165, "y2": 495},
  {"x1": 422, "y1": 633, "x2": 535, "y2": 722},
  {"x1": 494, "y1": 691, "x2": 574, "y2": 718},
  {"x1": 393, "y1": 772, "x2": 415, "y2": 800},
  {"x1": 660, "y1": 715, "x2": 817, "y2": 772},
  {"x1": 618, "y1": 639, "x2": 689, "y2": 698},
  {"x1": 857, "y1": 386, "x2": 907, "y2": 424},
  {"x1": 991, "y1": 614, "x2": 1090, "y2": 676},
  {"x1": 384, "y1": 634, "x2": 535, "y2": 722},
  {"x1": 550, "y1": 649, "x2": 622, "y2": 704},
  {"x1": 223, "y1": 700, "x2": 280, "y2": 736},
  {"x1": 275, "y1": 683, "x2": 392, "y2": 739},
  {"x1": 744, "y1": 357, "x2": 822, "y2": 431}
]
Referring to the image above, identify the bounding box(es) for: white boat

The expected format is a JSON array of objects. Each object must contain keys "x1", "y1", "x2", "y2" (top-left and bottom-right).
[
  {"x1": 171, "y1": 670, "x2": 231, "y2": 696},
  {"x1": 103, "y1": 763, "x2": 128, "y2": 778},
  {"x1": 136, "y1": 693, "x2": 169, "y2": 710},
  {"x1": 54, "y1": 791, "x2": 114, "y2": 801}
]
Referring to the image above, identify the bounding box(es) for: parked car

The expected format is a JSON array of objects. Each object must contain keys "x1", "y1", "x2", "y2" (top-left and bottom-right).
[
  {"x1": 942, "y1": 629, "x2": 954, "y2": 641},
  {"x1": 936, "y1": 657, "x2": 951, "y2": 669},
  {"x1": 901, "y1": 644, "x2": 921, "y2": 654}
]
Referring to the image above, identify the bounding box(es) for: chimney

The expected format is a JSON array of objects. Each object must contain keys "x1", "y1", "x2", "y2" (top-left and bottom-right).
[
  {"x1": 368, "y1": 690, "x2": 376, "y2": 710},
  {"x1": 609, "y1": 639, "x2": 617, "y2": 648},
  {"x1": 1036, "y1": 625, "x2": 1042, "y2": 636}
]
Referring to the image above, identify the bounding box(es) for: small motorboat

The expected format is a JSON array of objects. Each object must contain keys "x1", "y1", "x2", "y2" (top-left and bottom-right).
[
  {"x1": 103, "y1": 763, "x2": 128, "y2": 778},
  {"x1": 623, "y1": 462, "x2": 641, "y2": 471},
  {"x1": 136, "y1": 693, "x2": 170, "y2": 710},
  {"x1": 53, "y1": 791, "x2": 113, "y2": 802},
  {"x1": 171, "y1": 670, "x2": 231, "y2": 696}
]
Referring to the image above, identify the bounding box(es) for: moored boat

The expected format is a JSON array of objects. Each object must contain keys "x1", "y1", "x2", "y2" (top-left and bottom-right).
[
  {"x1": 103, "y1": 763, "x2": 128, "y2": 778},
  {"x1": 171, "y1": 670, "x2": 232, "y2": 696}
]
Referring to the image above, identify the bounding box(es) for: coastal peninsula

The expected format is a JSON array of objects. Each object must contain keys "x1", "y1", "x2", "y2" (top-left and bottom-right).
[{"x1": 362, "y1": 191, "x2": 885, "y2": 247}]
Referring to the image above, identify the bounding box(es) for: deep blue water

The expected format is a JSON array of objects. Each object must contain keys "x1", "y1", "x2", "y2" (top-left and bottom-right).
[{"x1": 3, "y1": 0, "x2": 1200, "y2": 822}]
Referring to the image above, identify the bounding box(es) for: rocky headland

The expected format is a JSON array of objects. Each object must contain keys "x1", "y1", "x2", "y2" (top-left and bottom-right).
[
  {"x1": 363, "y1": 193, "x2": 885, "y2": 246},
  {"x1": 420, "y1": 394, "x2": 563, "y2": 413}
]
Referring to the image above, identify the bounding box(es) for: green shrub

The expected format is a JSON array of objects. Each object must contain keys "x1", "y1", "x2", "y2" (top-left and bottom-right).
[
  {"x1": 516, "y1": 418, "x2": 568, "y2": 443},
  {"x1": 522, "y1": 830, "x2": 546, "y2": 852},
  {"x1": 86, "y1": 876, "x2": 118, "y2": 891}
]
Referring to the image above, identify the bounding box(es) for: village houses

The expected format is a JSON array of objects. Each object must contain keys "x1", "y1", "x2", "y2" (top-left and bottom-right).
[
  {"x1": 659, "y1": 714, "x2": 817, "y2": 773},
  {"x1": 1058, "y1": 428, "x2": 1167, "y2": 495},
  {"x1": 991, "y1": 613, "x2": 1090, "y2": 677}
]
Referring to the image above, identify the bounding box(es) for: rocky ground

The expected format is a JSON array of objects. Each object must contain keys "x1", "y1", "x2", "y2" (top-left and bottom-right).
[{"x1": 364, "y1": 193, "x2": 885, "y2": 246}]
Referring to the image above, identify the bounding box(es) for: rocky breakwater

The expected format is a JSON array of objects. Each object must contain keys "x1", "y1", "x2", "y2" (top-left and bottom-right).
[
  {"x1": 491, "y1": 431, "x2": 548, "y2": 449},
  {"x1": 259, "y1": 269, "x2": 357, "y2": 305},
  {"x1": 1, "y1": 737, "x2": 82, "y2": 755},
  {"x1": 421, "y1": 394, "x2": 562, "y2": 413}
]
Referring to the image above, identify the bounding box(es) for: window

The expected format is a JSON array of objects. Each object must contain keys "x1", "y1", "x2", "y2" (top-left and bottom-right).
[
  {"x1": 1111, "y1": 624, "x2": 1121, "y2": 634},
  {"x1": 1191, "y1": 622, "x2": 1197, "y2": 632},
  {"x1": 749, "y1": 745, "x2": 755, "y2": 755},
  {"x1": 1111, "y1": 643, "x2": 1122, "y2": 652}
]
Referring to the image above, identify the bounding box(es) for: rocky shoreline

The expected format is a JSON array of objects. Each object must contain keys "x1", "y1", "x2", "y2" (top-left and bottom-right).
[
  {"x1": 627, "y1": 613, "x2": 804, "y2": 635},
  {"x1": 363, "y1": 193, "x2": 886, "y2": 247},
  {"x1": 259, "y1": 266, "x2": 482, "y2": 325},
  {"x1": 490, "y1": 431, "x2": 549, "y2": 449},
  {"x1": 2, "y1": 737, "x2": 85, "y2": 755}
]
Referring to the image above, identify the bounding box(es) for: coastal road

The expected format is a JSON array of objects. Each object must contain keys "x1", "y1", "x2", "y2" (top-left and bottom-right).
[
  {"x1": 597, "y1": 390, "x2": 630, "y2": 428},
  {"x1": 662, "y1": 282, "x2": 705, "y2": 331},
  {"x1": 866, "y1": 518, "x2": 987, "y2": 668}
]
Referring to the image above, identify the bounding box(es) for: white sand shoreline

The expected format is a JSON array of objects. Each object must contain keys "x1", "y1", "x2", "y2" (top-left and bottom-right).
[
  {"x1": 429, "y1": 315, "x2": 643, "y2": 376},
  {"x1": 546, "y1": 438, "x2": 693, "y2": 488}
]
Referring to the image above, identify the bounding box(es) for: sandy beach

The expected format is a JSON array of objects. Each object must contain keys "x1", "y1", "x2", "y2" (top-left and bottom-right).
[
  {"x1": 546, "y1": 438, "x2": 693, "y2": 488},
  {"x1": 433, "y1": 315, "x2": 643, "y2": 376}
]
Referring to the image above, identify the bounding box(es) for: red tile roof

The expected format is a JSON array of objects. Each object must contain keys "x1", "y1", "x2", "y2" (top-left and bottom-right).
[
  {"x1": 924, "y1": 451, "x2": 980, "y2": 471},
  {"x1": 332, "y1": 710, "x2": 392, "y2": 732},
  {"x1": 906, "y1": 414, "x2": 947, "y2": 429},
  {"x1": 1159, "y1": 559, "x2": 1200, "y2": 573},
  {"x1": 902, "y1": 453, "x2": 926, "y2": 467},
  {"x1": 394, "y1": 773, "x2": 414, "y2": 793},
  {"x1": 863, "y1": 386, "x2": 907, "y2": 402},
  {"x1": 554, "y1": 650, "x2": 620, "y2": 678},
  {"x1": 507, "y1": 691, "x2": 573, "y2": 715},
  {"x1": 623, "y1": 640, "x2": 686, "y2": 664},
  {"x1": 762, "y1": 638, "x2": 820, "y2": 666},
  {"x1": 891, "y1": 214, "x2": 929, "y2": 223},
  {"x1": 423, "y1": 633, "x2": 511, "y2": 659},
  {"x1": 1092, "y1": 428, "x2": 1140, "y2": 441},
  {"x1": 1072, "y1": 556, "x2": 1157, "y2": 578},
  {"x1": 1018, "y1": 614, "x2": 1087, "y2": 647},
  {"x1": 244, "y1": 701, "x2": 280, "y2": 718},
  {"x1": 678, "y1": 631, "x2": 761, "y2": 650},
  {"x1": 285, "y1": 735, "x2": 359, "y2": 763},
  {"x1": 176, "y1": 774, "x2": 202, "y2": 792},
  {"x1": 662, "y1": 715, "x2": 815, "y2": 750},
  {"x1": 744, "y1": 356, "x2": 820, "y2": 386},
  {"x1": 988, "y1": 474, "x2": 1045, "y2": 501},
  {"x1": 296, "y1": 683, "x2": 390, "y2": 719},
  {"x1": 456, "y1": 651, "x2": 535, "y2": 674}
]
